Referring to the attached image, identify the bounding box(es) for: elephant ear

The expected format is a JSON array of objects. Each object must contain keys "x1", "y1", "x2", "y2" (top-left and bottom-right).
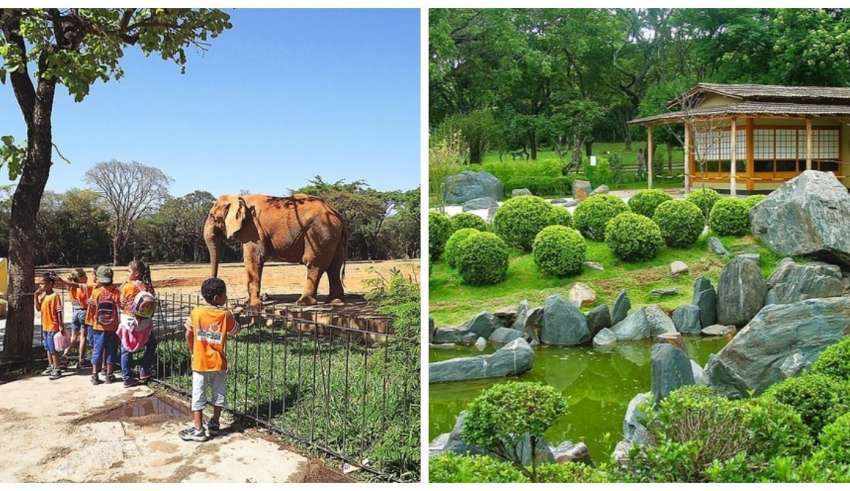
[{"x1": 224, "y1": 197, "x2": 248, "y2": 239}]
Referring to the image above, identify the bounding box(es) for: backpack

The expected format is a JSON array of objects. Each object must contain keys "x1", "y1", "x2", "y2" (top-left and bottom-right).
[
  {"x1": 118, "y1": 317, "x2": 152, "y2": 353},
  {"x1": 131, "y1": 291, "x2": 157, "y2": 319},
  {"x1": 96, "y1": 289, "x2": 119, "y2": 329}
]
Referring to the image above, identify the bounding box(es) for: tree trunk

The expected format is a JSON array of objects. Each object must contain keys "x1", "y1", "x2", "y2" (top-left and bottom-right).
[
  {"x1": 469, "y1": 140, "x2": 482, "y2": 164},
  {"x1": 584, "y1": 140, "x2": 594, "y2": 158},
  {"x1": 4, "y1": 86, "x2": 56, "y2": 361},
  {"x1": 667, "y1": 145, "x2": 673, "y2": 174},
  {"x1": 624, "y1": 119, "x2": 632, "y2": 150},
  {"x1": 112, "y1": 233, "x2": 121, "y2": 266},
  {"x1": 529, "y1": 131, "x2": 538, "y2": 161}
]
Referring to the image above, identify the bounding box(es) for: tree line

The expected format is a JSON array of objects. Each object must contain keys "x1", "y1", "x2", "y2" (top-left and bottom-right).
[{"x1": 430, "y1": 8, "x2": 850, "y2": 165}]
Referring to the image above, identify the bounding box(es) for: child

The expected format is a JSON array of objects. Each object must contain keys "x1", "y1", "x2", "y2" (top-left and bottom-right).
[
  {"x1": 87, "y1": 265, "x2": 121, "y2": 385},
  {"x1": 65, "y1": 268, "x2": 91, "y2": 370},
  {"x1": 179, "y1": 277, "x2": 240, "y2": 442},
  {"x1": 120, "y1": 259, "x2": 155, "y2": 318},
  {"x1": 118, "y1": 290, "x2": 158, "y2": 388},
  {"x1": 35, "y1": 271, "x2": 64, "y2": 380}
]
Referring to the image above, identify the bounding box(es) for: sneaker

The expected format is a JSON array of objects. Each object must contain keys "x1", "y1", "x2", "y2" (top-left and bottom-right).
[
  {"x1": 91, "y1": 374, "x2": 102, "y2": 385},
  {"x1": 104, "y1": 374, "x2": 115, "y2": 384},
  {"x1": 205, "y1": 421, "x2": 221, "y2": 436},
  {"x1": 49, "y1": 369, "x2": 62, "y2": 380},
  {"x1": 123, "y1": 378, "x2": 139, "y2": 388},
  {"x1": 179, "y1": 427, "x2": 209, "y2": 442},
  {"x1": 41, "y1": 367, "x2": 53, "y2": 376}
]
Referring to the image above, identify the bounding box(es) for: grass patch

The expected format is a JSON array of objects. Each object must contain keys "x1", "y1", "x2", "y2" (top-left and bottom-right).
[
  {"x1": 481, "y1": 141, "x2": 684, "y2": 169},
  {"x1": 429, "y1": 234, "x2": 781, "y2": 325}
]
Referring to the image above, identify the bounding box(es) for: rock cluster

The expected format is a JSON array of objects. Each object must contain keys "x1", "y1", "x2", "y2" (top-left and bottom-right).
[{"x1": 444, "y1": 171, "x2": 504, "y2": 205}]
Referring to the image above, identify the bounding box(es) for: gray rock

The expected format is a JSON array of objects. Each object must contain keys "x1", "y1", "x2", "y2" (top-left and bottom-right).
[
  {"x1": 573, "y1": 179, "x2": 592, "y2": 201},
  {"x1": 522, "y1": 307, "x2": 544, "y2": 345},
  {"x1": 590, "y1": 184, "x2": 610, "y2": 196},
  {"x1": 510, "y1": 300, "x2": 529, "y2": 331},
  {"x1": 651, "y1": 343, "x2": 696, "y2": 401},
  {"x1": 429, "y1": 317, "x2": 435, "y2": 342},
  {"x1": 462, "y1": 197, "x2": 499, "y2": 212},
  {"x1": 494, "y1": 306, "x2": 518, "y2": 325},
  {"x1": 672, "y1": 304, "x2": 702, "y2": 335},
  {"x1": 693, "y1": 284, "x2": 717, "y2": 328},
  {"x1": 510, "y1": 434, "x2": 555, "y2": 467},
  {"x1": 750, "y1": 170, "x2": 850, "y2": 267},
  {"x1": 473, "y1": 336, "x2": 487, "y2": 351},
  {"x1": 464, "y1": 312, "x2": 501, "y2": 339},
  {"x1": 458, "y1": 331, "x2": 479, "y2": 346},
  {"x1": 670, "y1": 261, "x2": 689, "y2": 276},
  {"x1": 551, "y1": 441, "x2": 591, "y2": 465},
  {"x1": 613, "y1": 440, "x2": 632, "y2": 467},
  {"x1": 692, "y1": 360, "x2": 708, "y2": 385},
  {"x1": 489, "y1": 327, "x2": 524, "y2": 346},
  {"x1": 779, "y1": 350, "x2": 807, "y2": 379},
  {"x1": 430, "y1": 338, "x2": 535, "y2": 383},
  {"x1": 708, "y1": 236, "x2": 730, "y2": 256},
  {"x1": 701, "y1": 324, "x2": 736, "y2": 337},
  {"x1": 568, "y1": 282, "x2": 597, "y2": 307},
  {"x1": 511, "y1": 188, "x2": 532, "y2": 197},
  {"x1": 717, "y1": 256, "x2": 767, "y2": 326},
  {"x1": 593, "y1": 328, "x2": 617, "y2": 347},
  {"x1": 432, "y1": 327, "x2": 462, "y2": 344},
  {"x1": 623, "y1": 392, "x2": 651, "y2": 445},
  {"x1": 650, "y1": 287, "x2": 680, "y2": 297},
  {"x1": 706, "y1": 296, "x2": 850, "y2": 398},
  {"x1": 692, "y1": 276, "x2": 713, "y2": 298},
  {"x1": 610, "y1": 305, "x2": 676, "y2": 341},
  {"x1": 551, "y1": 198, "x2": 578, "y2": 207},
  {"x1": 583, "y1": 261, "x2": 605, "y2": 271},
  {"x1": 442, "y1": 412, "x2": 484, "y2": 456},
  {"x1": 541, "y1": 294, "x2": 590, "y2": 346},
  {"x1": 444, "y1": 171, "x2": 504, "y2": 205},
  {"x1": 429, "y1": 432, "x2": 451, "y2": 458},
  {"x1": 586, "y1": 304, "x2": 612, "y2": 336},
  {"x1": 765, "y1": 257, "x2": 844, "y2": 305},
  {"x1": 431, "y1": 343, "x2": 457, "y2": 350},
  {"x1": 738, "y1": 253, "x2": 760, "y2": 264},
  {"x1": 612, "y1": 290, "x2": 631, "y2": 325}
]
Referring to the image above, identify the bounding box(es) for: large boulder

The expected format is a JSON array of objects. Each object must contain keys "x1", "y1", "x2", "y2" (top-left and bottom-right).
[
  {"x1": 586, "y1": 304, "x2": 612, "y2": 336},
  {"x1": 716, "y1": 256, "x2": 767, "y2": 327},
  {"x1": 429, "y1": 338, "x2": 534, "y2": 383},
  {"x1": 691, "y1": 360, "x2": 708, "y2": 385},
  {"x1": 611, "y1": 290, "x2": 631, "y2": 325},
  {"x1": 651, "y1": 343, "x2": 696, "y2": 401},
  {"x1": 444, "y1": 171, "x2": 504, "y2": 205},
  {"x1": 432, "y1": 326, "x2": 462, "y2": 344},
  {"x1": 765, "y1": 257, "x2": 844, "y2": 305},
  {"x1": 672, "y1": 304, "x2": 702, "y2": 335},
  {"x1": 541, "y1": 294, "x2": 590, "y2": 346},
  {"x1": 550, "y1": 441, "x2": 591, "y2": 465},
  {"x1": 610, "y1": 305, "x2": 676, "y2": 341},
  {"x1": 592, "y1": 327, "x2": 617, "y2": 347},
  {"x1": 751, "y1": 170, "x2": 850, "y2": 267},
  {"x1": 706, "y1": 296, "x2": 850, "y2": 398},
  {"x1": 462, "y1": 197, "x2": 499, "y2": 212},
  {"x1": 464, "y1": 312, "x2": 501, "y2": 339},
  {"x1": 489, "y1": 327, "x2": 524, "y2": 346},
  {"x1": 692, "y1": 277, "x2": 717, "y2": 328},
  {"x1": 572, "y1": 179, "x2": 592, "y2": 201},
  {"x1": 623, "y1": 392, "x2": 651, "y2": 445}
]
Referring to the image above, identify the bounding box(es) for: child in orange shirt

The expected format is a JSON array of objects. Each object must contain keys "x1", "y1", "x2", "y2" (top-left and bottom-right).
[
  {"x1": 179, "y1": 277, "x2": 240, "y2": 442},
  {"x1": 87, "y1": 266, "x2": 122, "y2": 385},
  {"x1": 35, "y1": 271, "x2": 64, "y2": 380},
  {"x1": 65, "y1": 269, "x2": 91, "y2": 369},
  {"x1": 120, "y1": 260, "x2": 155, "y2": 317}
]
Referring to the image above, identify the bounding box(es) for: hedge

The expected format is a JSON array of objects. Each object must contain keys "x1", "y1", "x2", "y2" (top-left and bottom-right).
[
  {"x1": 455, "y1": 232, "x2": 510, "y2": 285},
  {"x1": 503, "y1": 176, "x2": 575, "y2": 197},
  {"x1": 652, "y1": 199, "x2": 705, "y2": 248},
  {"x1": 532, "y1": 225, "x2": 586, "y2": 276},
  {"x1": 605, "y1": 212, "x2": 664, "y2": 262}
]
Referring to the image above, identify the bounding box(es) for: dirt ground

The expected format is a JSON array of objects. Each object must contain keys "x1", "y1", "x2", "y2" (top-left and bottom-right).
[
  {"x1": 42, "y1": 259, "x2": 420, "y2": 297},
  {"x1": 0, "y1": 372, "x2": 353, "y2": 483}
]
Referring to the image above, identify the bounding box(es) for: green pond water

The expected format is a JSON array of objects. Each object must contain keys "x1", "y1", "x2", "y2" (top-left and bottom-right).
[{"x1": 429, "y1": 337, "x2": 728, "y2": 460}]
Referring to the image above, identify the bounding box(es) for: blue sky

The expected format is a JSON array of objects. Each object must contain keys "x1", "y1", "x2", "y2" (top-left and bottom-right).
[{"x1": 0, "y1": 8, "x2": 421, "y2": 196}]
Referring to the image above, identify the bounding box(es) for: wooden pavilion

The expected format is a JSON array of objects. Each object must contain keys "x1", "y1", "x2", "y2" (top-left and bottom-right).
[{"x1": 631, "y1": 83, "x2": 850, "y2": 194}]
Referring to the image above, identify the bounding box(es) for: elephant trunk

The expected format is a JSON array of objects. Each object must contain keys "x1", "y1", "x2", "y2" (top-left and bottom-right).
[{"x1": 204, "y1": 217, "x2": 222, "y2": 278}]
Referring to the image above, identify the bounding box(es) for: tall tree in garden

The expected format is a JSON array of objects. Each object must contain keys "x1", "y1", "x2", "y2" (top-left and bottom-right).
[
  {"x1": 85, "y1": 160, "x2": 172, "y2": 265},
  {"x1": 0, "y1": 8, "x2": 230, "y2": 361}
]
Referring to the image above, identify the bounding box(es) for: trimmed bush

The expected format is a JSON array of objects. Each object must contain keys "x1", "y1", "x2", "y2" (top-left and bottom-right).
[
  {"x1": 444, "y1": 228, "x2": 481, "y2": 268},
  {"x1": 652, "y1": 199, "x2": 704, "y2": 248},
  {"x1": 455, "y1": 232, "x2": 509, "y2": 285},
  {"x1": 762, "y1": 373, "x2": 850, "y2": 439},
  {"x1": 503, "y1": 176, "x2": 574, "y2": 197},
  {"x1": 743, "y1": 194, "x2": 767, "y2": 210},
  {"x1": 430, "y1": 453, "x2": 528, "y2": 483},
  {"x1": 546, "y1": 205, "x2": 573, "y2": 227},
  {"x1": 449, "y1": 212, "x2": 488, "y2": 233},
  {"x1": 629, "y1": 189, "x2": 673, "y2": 218},
  {"x1": 493, "y1": 195, "x2": 555, "y2": 251},
  {"x1": 605, "y1": 212, "x2": 663, "y2": 262},
  {"x1": 708, "y1": 197, "x2": 750, "y2": 236},
  {"x1": 573, "y1": 194, "x2": 629, "y2": 240},
  {"x1": 686, "y1": 187, "x2": 721, "y2": 219},
  {"x1": 532, "y1": 225, "x2": 586, "y2": 276},
  {"x1": 535, "y1": 462, "x2": 603, "y2": 483},
  {"x1": 429, "y1": 211, "x2": 452, "y2": 260},
  {"x1": 810, "y1": 336, "x2": 850, "y2": 381},
  {"x1": 740, "y1": 397, "x2": 813, "y2": 460},
  {"x1": 810, "y1": 412, "x2": 850, "y2": 467}
]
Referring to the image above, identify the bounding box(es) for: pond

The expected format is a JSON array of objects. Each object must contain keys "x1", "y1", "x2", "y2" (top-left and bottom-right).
[{"x1": 429, "y1": 336, "x2": 728, "y2": 460}]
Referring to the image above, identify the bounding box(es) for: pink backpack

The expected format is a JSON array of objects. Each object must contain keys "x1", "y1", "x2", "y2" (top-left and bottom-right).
[{"x1": 117, "y1": 292, "x2": 156, "y2": 352}]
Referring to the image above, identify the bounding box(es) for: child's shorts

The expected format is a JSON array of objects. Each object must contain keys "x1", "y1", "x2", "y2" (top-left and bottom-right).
[
  {"x1": 42, "y1": 330, "x2": 56, "y2": 354},
  {"x1": 191, "y1": 371, "x2": 227, "y2": 411},
  {"x1": 91, "y1": 330, "x2": 118, "y2": 366},
  {"x1": 71, "y1": 309, "x2": 86, "y2": 332}
]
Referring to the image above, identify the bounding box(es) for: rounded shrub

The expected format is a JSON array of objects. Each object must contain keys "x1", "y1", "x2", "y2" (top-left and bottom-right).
[
  {"x1": 686, "y1": 187, "x2": 721, "y2": 219},
  {"x1": 810, "y1": 336, "x2": 850, "y2": 381},
  {"x1": 535, "y1": 462, "x2": 602, "y2": 483},
  {"x1": 652, "y1": 199, "x2": 705, "y2": 248},
  {"x1": 430, "y1": 453, "x2": 528, "y2": 483},
  {"x1": 810, "y1": 412, "x2": 850, "y2": 467},
  {"x1": 546, "y1": 205, "x2": 573, "y2": 227},
  {"x1": 708, "y1": 197, "x2": 750, "y2": 236},
  {"x1": 573, "y1": 194, "x2": 629, "y2": 240},
  {"x1": 740, "y1": 397, "x2": 813, "y2": 460},
  {"x1": 629, "y1": 189, "x2": 673, "y2": 218},
  {"x1": 493, "y1": 195, "x2": 555, "y2": 251},
  {"x1": 762, "y1": 373, "x2": 850, "y2": 439},
  {"x1": 444, "y1": 228, "x2": 481, "y2": 268},
  {"x1": 455, "y1": 232, "x2": 509, "y2": 285},
  {"x1": 532, "y1": 225, "x2": 586, "y2": 277},
  {"x1": 743, "y1": 194, "x2": 767, "y2": 210},
  {"x1": 449, "y1": 212, "x2": 488, "y2": 233},
  {"x1": 429, "y1": 211, "x2": 452, "y2": 260},
  {"x1": 605, "y1": 212, "x2": 664, "y2": 262}
]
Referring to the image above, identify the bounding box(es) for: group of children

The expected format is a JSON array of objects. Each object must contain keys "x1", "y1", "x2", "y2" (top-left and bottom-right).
[{"x1": 35, "y1": 262, "x2": 240, "y2": 442}]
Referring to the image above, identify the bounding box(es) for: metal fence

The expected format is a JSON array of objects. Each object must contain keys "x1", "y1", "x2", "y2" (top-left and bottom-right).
[{"x1": 150, "y1": 292, "x2": 419, "y2": 482}]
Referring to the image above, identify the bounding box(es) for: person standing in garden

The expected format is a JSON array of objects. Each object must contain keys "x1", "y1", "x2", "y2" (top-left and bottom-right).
[
  {"x1": 34, "y1": 272, "x2": 64, "y2": 380},
  {"x1": 180, "y1": 277, "x2": 240, "y2": 442},
  {"x1": 87, "y1": 266, "x2": 122, "y2": 385},
  {"x1": 64, "y1": 269, "x2": 92, "y2": 370}
]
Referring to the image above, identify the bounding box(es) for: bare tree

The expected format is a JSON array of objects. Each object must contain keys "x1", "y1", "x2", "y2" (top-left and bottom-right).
[{"x1": 85, "y1": 160, "x2": 172, "y2": 265}]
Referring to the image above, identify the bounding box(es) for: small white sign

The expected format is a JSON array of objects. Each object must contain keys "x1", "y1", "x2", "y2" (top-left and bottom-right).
[{"x1": 590, "y1": 156, "x2": 597, "y2": 166}]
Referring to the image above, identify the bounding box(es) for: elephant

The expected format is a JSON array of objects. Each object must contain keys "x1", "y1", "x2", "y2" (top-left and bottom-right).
[{"x1": 204, "y1": 193, "x2": 347, "y2": 307}]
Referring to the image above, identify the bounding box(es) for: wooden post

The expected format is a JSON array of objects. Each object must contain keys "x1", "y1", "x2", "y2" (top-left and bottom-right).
[
  {"x1": 683, "y1": 122, "x2": 690, "y2": 192},
  {"x1": 746, "y1": 118, "x2": 755, "y2": 191},
  {"x1": 806, "y1": 118, "x2": 813, "y2": 170},
  {"x1": 730, "y1": 119, "x2": 737, "y2": 196},
  {"x1": 647, "y1": 126, "x2": 654, "y2": 189}
]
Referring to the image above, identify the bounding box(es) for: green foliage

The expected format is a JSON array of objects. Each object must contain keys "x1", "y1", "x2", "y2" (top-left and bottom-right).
[
  {"x1": 810, "y1": 412, "x2": 850, "y2": 467},
  {"x1": 686, "y1": 187, "x2": 721, "y2": 219},
  {"x1": 652, "y1": 199, "x2": 705, "y2": 248},
  {"x1": 740, "y1": 397, "x2": 813, "y2": 460},
  {"x1": 429, "y1": 453, "x2": 528, "y2": 483},
  {"x1": 604, "y1": 212, "x2": 663, "y2": 262},
  {"x1": 429, "y1": 129, "x2": 466, "y2": 206},
  {"x1": 573, "y1": 194, "x2": 629, "y2": 240},
  {"x1": 762, "y1": 373, "x2": 850, "y2": 439},
  {"x1": 444, "y1": 228, "x2": 481, "y2": 268},
  {"x1": 743, "y1": 194, "x2": 767, "y2": 210},
  {"x1": 480, "y1": 159, "x2": 564, "y2": 181},
  {"x1": 534, "y1": 462, "x2": 603, "y2": 483},
  {"x1": 628, "y1": 189, "x2": 673, "y2": 217},
  {"x1": 503, "y1": 176, "x2": 574, "y2": 197},
  {"x1": 708, "y1": 198, "x2": 750, "y2": 236},
  {"x1": 532, "y1": 225, "x2": 586, "y2": 276},
  {"x1": 429, "y1": 211, "x2": 452, "y2": 260},
  {"x1": 492, "y1": 195, "x2": 557, "y2": 251},
  {"x1": 455, "y1": 232, "x2": 509, "y2": 285},
  {"x1": 0, "y1": 135, "x2": 25, "y2": 180},
  {"x1": 546, "y1": 205, "x2": 572, "y2": 227},
  {"x1": 449, "y1": 212, "x2": 488, "y2": 233},
  {"x1": 810, "y1": 336, "x2": 850, "y2": 381},
  {"x1": 583, "y1": 156, "x2": 612, "y2": 188}
]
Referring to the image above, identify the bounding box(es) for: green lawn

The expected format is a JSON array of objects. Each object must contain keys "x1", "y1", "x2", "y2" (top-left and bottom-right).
[
  {"x1": 481, "y1": 141, "x2": 684, "y2": 168},
  {"x1": 429, "y1": 234, "x2": 782, "y2": 326}
]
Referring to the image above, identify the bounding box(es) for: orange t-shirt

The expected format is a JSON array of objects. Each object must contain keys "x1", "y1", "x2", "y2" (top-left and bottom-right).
[
  {"x1": 88, "y1": 284, "x2": 121, "y2": 332},
  {"x1": 39, "y1": 292, "x2": 63, "y2": 332},
  {"x1": 119, "y1": 281, "x2": 141, "y2": 314},
  {"x1": 70, "y1": 284, "x2": 90, "y2": 310},
  {"x1": 185, "y1": 305, "x2": 239, "y2": 372},
  {"x1": 83, "y1": 281, "x2": 97, "y2": 326}
]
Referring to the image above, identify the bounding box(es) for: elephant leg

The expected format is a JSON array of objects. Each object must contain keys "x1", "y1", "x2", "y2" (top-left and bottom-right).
[
  {"x1": 245, "y1": 244, "x2": 264, "y2": 308},
  {"x1": 326, "y1": 252, "x2": 345, "y2": 305},
  {"x1": 296, "y1": 265, "x2": 323, "y2": 306}
]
